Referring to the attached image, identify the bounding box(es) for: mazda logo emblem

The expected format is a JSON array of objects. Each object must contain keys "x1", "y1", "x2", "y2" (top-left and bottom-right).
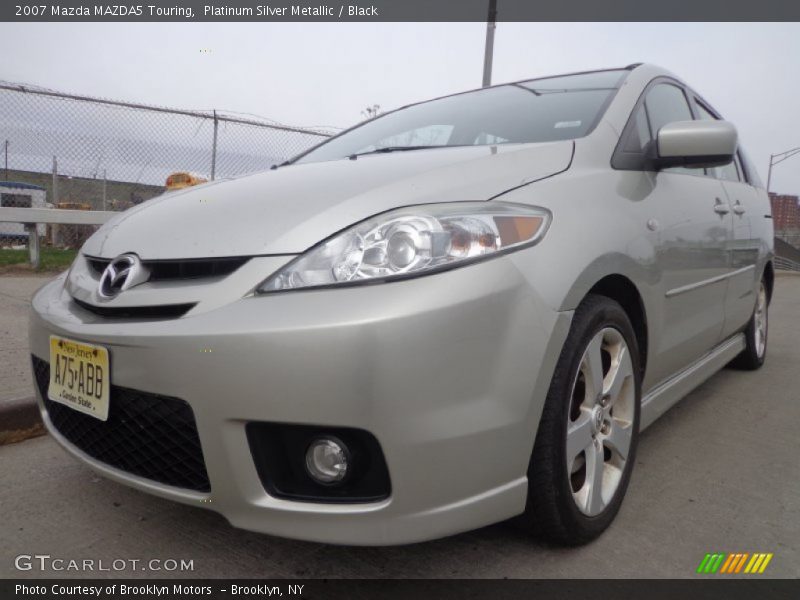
[{"x1": 98, "y1": 253, "x2": 150, "y2": 299}]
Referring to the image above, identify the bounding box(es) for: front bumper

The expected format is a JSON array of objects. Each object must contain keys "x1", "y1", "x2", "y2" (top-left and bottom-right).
[{"x1": 29, "y1": 256, "x2": 572, "y2": 545}]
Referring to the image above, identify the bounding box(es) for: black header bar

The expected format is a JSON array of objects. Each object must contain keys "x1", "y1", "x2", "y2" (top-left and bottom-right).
[
  {"x1": 3, "y1": 578, "x2": 799, "y2": 600},
  {"x1": 4, "y1": 0, "x2": 800, "y2": 22}
]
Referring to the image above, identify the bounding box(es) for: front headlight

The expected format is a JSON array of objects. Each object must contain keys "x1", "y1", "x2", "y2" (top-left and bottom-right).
[{"x1": 256, "y1": 202, "x2": 551, "y2": 293}]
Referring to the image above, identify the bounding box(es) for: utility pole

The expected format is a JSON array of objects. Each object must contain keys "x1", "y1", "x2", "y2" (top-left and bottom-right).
[
  {"x1": 52, "y1": 156, "x2": 58, "y2": 206},
  {"x1": 482, "y1": 0, "x2": 498, "y2": 87},
  {"x1": 4, "y1": 140, "x2": 8, "y2": 180},
  {"x1": 210, "y1": 109, "x2": 218, "y2": 181},
  {"x1": 766, "y1": 146, "x2": 800, "y2": 194},
  {"x1": 102, "y1": 169, "x2": 107, "y2": 211}
]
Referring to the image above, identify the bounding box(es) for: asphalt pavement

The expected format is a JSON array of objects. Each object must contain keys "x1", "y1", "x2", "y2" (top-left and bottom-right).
[
  {"x1": 1, "y1": 274, "x2": 798, "y2": 579},
  {"x1": 0, "y1": 276, "x2": 45, "y2": 403}
]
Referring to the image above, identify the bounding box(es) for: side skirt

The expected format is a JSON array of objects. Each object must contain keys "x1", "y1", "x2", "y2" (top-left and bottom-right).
[{"x1": 640, "y1": 333, "x2": 745, "y2": 430}]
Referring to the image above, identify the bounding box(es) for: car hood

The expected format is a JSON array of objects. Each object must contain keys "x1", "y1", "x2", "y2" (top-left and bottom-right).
[{"x1": 83, "y1": 141, "x2": 573, "y2": 259}]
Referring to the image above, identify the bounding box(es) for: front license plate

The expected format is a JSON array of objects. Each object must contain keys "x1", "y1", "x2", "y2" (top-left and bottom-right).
[{"x1": 48, "y1": 335, "x2": 110, "y2": 421}]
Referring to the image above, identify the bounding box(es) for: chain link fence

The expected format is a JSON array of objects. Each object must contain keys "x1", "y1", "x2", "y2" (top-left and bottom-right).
[{"x1": 0, "y1": 81, "x2": 335, "y2": 256}]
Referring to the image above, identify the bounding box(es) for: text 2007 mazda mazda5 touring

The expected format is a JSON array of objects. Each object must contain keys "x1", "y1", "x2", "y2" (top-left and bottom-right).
[{"x1": 29, "y1": 64, "x2": 773, "y2": 545}]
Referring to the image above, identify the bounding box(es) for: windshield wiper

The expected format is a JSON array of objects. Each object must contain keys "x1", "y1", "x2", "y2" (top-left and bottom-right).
[{"x1": 348, "y1": 145, "x2": 443, "y2": 160}]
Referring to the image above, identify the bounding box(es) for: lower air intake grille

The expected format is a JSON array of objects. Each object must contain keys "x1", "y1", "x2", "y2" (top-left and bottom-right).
[
  {"x1": 32, "y1": 356, "x2": 210, "y2": 493},
  {"x1": 72, "y1": 298, "x2": 196, "y2": 319}
]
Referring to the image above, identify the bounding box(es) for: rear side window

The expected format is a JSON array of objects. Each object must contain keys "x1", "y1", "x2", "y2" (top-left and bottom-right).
[
  {"x1": 696, "y1": 99, "x2": 764, "y2": 188},
  {"x1": 694, "y1": 101, "x2": 716, "y2": 122},
  {"x1": 708, "y1": 151, "x2": 741, "y2": 183},
  {"x1": 695, "y1": 99, "x2": 742, "y2": 183},
  {"x1": 717, "y1": 158, "x2": 741, "y2": 183},
  {"x1": 739, "y1": 149, "x2": 764, "y2": 188}
]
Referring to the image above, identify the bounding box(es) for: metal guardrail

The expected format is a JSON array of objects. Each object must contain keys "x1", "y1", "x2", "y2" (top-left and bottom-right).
[
  {"x1": 774, "y1": 256, "x2": 800, "y2": 272},
  {"x1": 0, "y1": 207, "x2": 115, "y2": 268}
]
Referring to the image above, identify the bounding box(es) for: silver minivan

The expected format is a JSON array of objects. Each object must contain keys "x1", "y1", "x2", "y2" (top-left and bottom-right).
[{"x1": 29, "y1": 63, "x2": 773, "y2": 546}]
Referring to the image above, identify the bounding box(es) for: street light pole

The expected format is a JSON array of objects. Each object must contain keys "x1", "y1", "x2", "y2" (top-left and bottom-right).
[
  {"x1": 482, "y1": 0, "x2": 497, "y2": 87},
  {"x1": 766, "y1": 146, "x2": 800, "y2": 194}
]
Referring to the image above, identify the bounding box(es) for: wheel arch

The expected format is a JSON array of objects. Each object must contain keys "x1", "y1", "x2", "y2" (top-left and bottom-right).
[
  {"x1": 558, "y1": 261, "x2": 650, "y2": 380},
  {"x1": 585, "y1": 275, "x2": 649, "y2": 379}
]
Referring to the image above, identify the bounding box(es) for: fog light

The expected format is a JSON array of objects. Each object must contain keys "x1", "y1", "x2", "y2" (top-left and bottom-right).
[{"x1": 305, "y1": 437, "x2": 349, "y2": 484}]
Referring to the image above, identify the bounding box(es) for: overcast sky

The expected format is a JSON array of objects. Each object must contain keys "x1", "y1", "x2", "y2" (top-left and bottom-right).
[{"x1": 2, "y1": 22, "x2": 799, "y2": 194}]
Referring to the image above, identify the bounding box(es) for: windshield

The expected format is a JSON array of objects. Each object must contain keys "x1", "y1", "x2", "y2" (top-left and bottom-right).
[{"x1": 296, "y1": 69, "x2": 627, "y2": 164}]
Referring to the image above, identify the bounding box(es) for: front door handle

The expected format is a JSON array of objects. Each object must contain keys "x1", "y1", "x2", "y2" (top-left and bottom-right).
[
  {"x1": 713, "y1": 198, "x2": 730, "y2": 215},
  {"x1": 733, "y1": 200, "x2": 746, "y2": 215}
]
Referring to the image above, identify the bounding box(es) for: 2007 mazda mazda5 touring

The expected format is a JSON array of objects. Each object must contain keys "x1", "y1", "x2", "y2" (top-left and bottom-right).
[{"x1": 29, "y1": 63, "x2": 773, "y2": 546}]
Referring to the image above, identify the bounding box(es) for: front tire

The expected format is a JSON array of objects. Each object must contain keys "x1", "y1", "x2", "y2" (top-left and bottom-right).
[
  {"x1": 520, "y1": 294, "x2": 641, "y2": 545},
  {"x1": 728, "y1": 279, "x2": 769, "y2": 371}
]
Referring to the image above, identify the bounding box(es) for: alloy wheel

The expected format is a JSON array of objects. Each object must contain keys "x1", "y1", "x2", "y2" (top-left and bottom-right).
[
  {"x1": 566, "y1": 327, "x2": 635, "y2": 517},
  {"x1": 754, "y1": 283, "x2": 768, "y2": 359}
]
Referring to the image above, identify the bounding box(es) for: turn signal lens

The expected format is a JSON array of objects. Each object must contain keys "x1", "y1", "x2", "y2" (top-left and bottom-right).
[{"x1": 257, "y1": 202, "x2": 550, "y2": 293}]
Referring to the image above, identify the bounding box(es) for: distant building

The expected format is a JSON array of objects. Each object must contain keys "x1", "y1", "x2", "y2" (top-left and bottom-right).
[{"x1": 770, "y1": 193, "x2": 800, "y2": 248}]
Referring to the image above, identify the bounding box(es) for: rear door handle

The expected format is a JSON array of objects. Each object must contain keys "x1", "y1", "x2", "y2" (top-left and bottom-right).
[
  {"x1": 713, "y1": 198, "x2": 730, "y2": 215},
  {"x1": 733, "y1": 200, "x2": 746, "y2": 215}
]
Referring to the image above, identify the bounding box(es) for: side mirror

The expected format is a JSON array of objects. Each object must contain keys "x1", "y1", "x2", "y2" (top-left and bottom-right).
[{"x1": 651, "y1": 120, "x2": 737, "y2": 170}]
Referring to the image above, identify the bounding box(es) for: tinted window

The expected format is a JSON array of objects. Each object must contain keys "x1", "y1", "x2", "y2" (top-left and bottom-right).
[
  {"x1": 695, "y1": 100, "x2": 739, "y2": 182},
  {"x1": 739, "y1": 149, "x2": 764, "y2": 188},
  {"x1": 694, "y1": 101, "x2": 717, "y2": 122},
  {"x1": 716, "y1": 157, "x2": 741, "y2": 182},
  {"x1": 623, "y1": 105, "x2": 652, "y2": 153},
  {"x1": 645, "y1": 84, "x2": 693, "y2": 136},
  {"x1": 297, "y1": 71, "x2": 626, "y2": 164}
]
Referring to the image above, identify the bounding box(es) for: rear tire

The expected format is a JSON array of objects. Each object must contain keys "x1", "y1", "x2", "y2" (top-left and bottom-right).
[
  {"x1": 519, "y1": 294, "x2": 641, "y2": 545},
  {"x1": 728, "y1": 279, "x2": 768, "y2": 371}
]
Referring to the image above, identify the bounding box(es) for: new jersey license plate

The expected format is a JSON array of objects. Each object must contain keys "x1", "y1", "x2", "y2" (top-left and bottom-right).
[{"x1": 48, "y1": 335, "x2": 110, "y2": 421}]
